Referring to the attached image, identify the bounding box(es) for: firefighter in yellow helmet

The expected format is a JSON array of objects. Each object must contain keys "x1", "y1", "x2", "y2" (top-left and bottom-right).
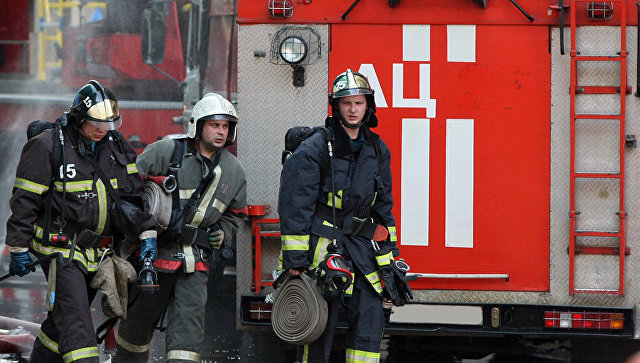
[
  {"x1": 114, "y1": 93, "x2": 247, "y2": 362},
  {"x1": 278, "y1": 69, "x2": 412, "y2": 363}
]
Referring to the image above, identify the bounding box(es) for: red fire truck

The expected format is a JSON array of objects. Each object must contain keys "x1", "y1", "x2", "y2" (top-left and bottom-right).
[
  {"x1": 3, "y1": 0, "x2": 640, "y2": 361},
  {"x1": 229, "y1": 0, "x2": 640, "y2": 360}
]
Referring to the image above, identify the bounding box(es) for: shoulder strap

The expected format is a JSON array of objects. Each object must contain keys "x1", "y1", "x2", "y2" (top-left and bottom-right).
[
  {"x1": 85, "y1": 154, "x2": 121, "y2": 202},
  {"x1": 41, "y1": 123, "x2": 65, "y2": 243},
  {"x1": 168, "y1": 138, "x2": 186, "y2": 212},
  {"x1": 371, "y1": 135, "x2": 382, "y2": 172},
  {"x1": 184, "y1": 151, "x2": 220, "y2": 211},
  {"x1": 169, "y1": 138, "x2": 186, "y2": 174},
  {"x1": 318, "y1": 126, "x2": 334, "y2": 178}
]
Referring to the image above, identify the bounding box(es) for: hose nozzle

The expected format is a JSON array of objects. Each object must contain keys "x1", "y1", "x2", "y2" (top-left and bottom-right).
[{"x1": 137, "y1": 256, "x2": 159, "y2": 294}]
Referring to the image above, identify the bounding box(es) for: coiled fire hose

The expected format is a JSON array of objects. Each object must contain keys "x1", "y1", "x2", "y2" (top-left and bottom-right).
[
  {"x1": 143, "y1": 181, "x2": 172, "y2": 230},
  {"x1": 271, "y1": 273, "x2": 328, "y2": 345}
]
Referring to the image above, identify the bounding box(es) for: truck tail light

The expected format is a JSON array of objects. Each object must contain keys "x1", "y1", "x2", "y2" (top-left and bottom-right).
[{"x1": 544, "y1": 311, "x2": 624, "y2": 330}]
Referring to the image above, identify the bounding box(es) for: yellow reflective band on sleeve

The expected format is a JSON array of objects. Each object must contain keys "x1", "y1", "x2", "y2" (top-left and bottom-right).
[
  {"x1": 14, "y1": 178, "x2": 49, "y2": 195},
  {"x1": 53, "y1": 180, "x2": 93, "y2": 192},
  {"x1": 110, "y1": 178, "x2": 118, "y2": 189},
  {"x1": 281, "y1": 235, "x2": 309, "y2": 251},
  {"x1": 365, "y1": 270, "x2": 383, "y2": 294},
  {"x1": 327, "y1": 190, "x2": 343, "y2": 209},
  {"x1": 115, "y1": 331, "x2": 150, "y2": 353},
  {"x1": 311, "y1": 237, "x2": 331, "y2": 269},
  {"x1": 37, "y1": 330, "x2": 59, "y2": 354},
  {"x1": 375, "y1": 252, "x2": 393, "y2": 267},
  {"x1": 96, "y1": 179, "x2": 108, "y2": 234},
  {"x1": 212, "y1": 198, "x2": 228, "y2": 214},
  {"x1": 278, "y1": 250, "x2": 283, "y2": 270},
  {"x1": 346, "y1": 348, "x2": 380, "y2": 363},
  {"x1": 167, "y1": 350, "x2": 200, "y2": 361},
  {"x1": 372, "y1": 191, "x2": 377, "y2": 206},
  {"x1": 388, "y1": 226, "x2": 397, "y2": 242},
  {"x1": 62, "y1": 346, "x2": 99, "y2": 362},
  {"x1": 126, "y1": 163, "x2": 138, "y2": 174}
]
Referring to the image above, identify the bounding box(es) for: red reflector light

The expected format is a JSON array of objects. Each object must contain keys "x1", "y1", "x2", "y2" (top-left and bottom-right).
[
  {"x1": 586, "y1": 1, "x2": 614, "y2": 20},
  {"x1": 268, "y1": 0, "x2": 293, "y2": 18},
  {"x1": 544, "y1": 311, "x2": 624, "y2": 330}
]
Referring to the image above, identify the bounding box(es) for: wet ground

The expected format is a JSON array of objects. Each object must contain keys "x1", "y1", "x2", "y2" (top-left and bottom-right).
[
  {"x1": 1, "y1": 262, "x2": 639, "y2": 362},
  {"x1": 0, "y1": 264, "x2": 291, "y2": 363}
]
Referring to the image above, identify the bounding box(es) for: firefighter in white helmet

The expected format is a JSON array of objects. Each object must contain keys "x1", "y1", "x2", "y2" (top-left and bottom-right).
[{"x1": 114, "y1": 93, "x2": 247, "y2": 362}]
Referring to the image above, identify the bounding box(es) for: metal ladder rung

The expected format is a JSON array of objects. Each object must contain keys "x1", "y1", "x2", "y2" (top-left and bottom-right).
[
  {"x1": 573, "y1": 288, "x2": 623, "y2": 296},
  {"x1": 576, "y1": 86, "x2": 632, "y2": 95},
  {"x1": 573, "y1": 172, "x2": 620, "y2": 178},
  {"x1": 573, "y1": 230, "x2": 621, "y2": 237},
  {"x1": 573, "y1": 55, "x2": 624, "y2": 61},
  {"x1": 568, "y1": 0, "x2": 628, "y2": 296},
  {"x1": 573, "y1": 114, "x2": 620, "y2": 120},
  {"x1": 574, "y1": 246, "x2": 630, "y2": 255}
]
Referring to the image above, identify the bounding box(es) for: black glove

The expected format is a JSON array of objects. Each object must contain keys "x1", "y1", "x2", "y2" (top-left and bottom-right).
[
  {"x1": 9, "y1": 251, "x2": 35, "y2": 277},
  {"x1": 374, "y1": 244, "x2": 403, "y2": 306},
  {"x1": 391, "y1": 259, "x2": 414, "y2": 305},
  {"x1": 374, "y1": 241, "x2": 413, "y2": 306},
  {"x1": 379, "y1": 263, "x2": 403, "y2": 306}
]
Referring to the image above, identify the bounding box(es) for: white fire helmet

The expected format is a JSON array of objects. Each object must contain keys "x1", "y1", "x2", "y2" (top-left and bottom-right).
[{"x1": 187, "y1": 93, "x2": 238, "y2": 144}]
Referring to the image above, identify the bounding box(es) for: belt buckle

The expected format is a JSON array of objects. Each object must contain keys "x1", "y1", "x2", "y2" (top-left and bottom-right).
[{"x1": 77, "y1": 191, "x2": 97, "y2": 199}]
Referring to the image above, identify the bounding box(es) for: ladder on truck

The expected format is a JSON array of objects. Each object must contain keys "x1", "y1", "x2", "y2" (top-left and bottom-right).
[{"x1": 568, "y1": 0, "x2": 631, "y2": 295}]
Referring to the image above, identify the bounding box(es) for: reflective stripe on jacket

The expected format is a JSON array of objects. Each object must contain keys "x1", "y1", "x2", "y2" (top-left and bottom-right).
[
  {"x1": 6, "y1": 122, "x2": 155, "y2": 272},
  {"x1": 135, "y1": 138, "x2": 247, "y2": 272},
  {"x1": 278, "y1": 121, "x2": 397, "y2": 293}
]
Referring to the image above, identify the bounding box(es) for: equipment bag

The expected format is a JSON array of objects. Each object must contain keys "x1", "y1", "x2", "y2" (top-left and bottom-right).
[
  {"x1": 281, "y1": 125, "x2": 333, "y2": 165},
  {"x1": 85, "y1": 155, "x2": 144, "y2": 239},
  {"x1": 26, "y1": 116, "x2": 67, "y2": 246}
]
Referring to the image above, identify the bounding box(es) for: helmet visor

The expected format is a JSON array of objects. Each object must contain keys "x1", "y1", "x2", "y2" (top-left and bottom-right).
[
  {"x1": 200, "y1": 113, "x2": 238, "y2": 123},
  {"x1": 84, "y1": 117, "x2": 123, "y2": 131},
  {"x1": 84, "y1": 99, "x2": 122, "y2": 130},
  {"x1": 333, "y1": 87, "x2": 372, "y2": 98}
]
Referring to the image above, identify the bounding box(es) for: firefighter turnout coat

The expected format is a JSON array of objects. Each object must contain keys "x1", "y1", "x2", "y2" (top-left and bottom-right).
[
  {"x1": 279, "y1": 119, "x2": 398, "y2": 289},
  {"x1": 279, "y1": 118, "x2": 399, "y2": 362},
  {"x1": 5, "y1": 116, "x2": 155, "y2": 362},
  {"x1": 135, "y1": 137, "x2": 247, "y2": 272},
  {"x1": 6, "y1": 120, "x2": 155, "y2": 268},
  {"x1": 114, "y1": 137, "x2": 246, "y2": 363}
]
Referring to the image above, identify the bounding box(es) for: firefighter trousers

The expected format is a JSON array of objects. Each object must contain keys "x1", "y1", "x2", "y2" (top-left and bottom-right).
[
  {"x1": 114, "y1": 270, "x2": 208, "y2": 363},
  {"x1": 31, "y1": 259, "x2": 100, "y2": 363},
  {"x1": 297, "y1": 268, "x2": 385, "y2": 363}
]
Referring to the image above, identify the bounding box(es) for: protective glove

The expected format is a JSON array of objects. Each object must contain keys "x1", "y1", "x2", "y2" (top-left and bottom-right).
[
  {"x1": 374, "y1": 244, "x2": 403, "y2": 306},
  {"x1": 391, "y1": 259, "x2": 414, "y2": 305},
  {"x1": 379, "y1": 263, "x2": 403, "y2": 306},
  {"x1": 9, "y1": 251, "x2": 35, "y2": 277},
  {"x1": 139, "y1": 237, "x2": 157, "y2": 262},
  {"x1": 208, "y1": 229, "x2": 224, "y2": 250}
]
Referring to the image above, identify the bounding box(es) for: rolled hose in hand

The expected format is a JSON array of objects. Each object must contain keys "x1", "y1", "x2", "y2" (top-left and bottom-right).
[
  {"x1": 271, "y1": 273, "x2": 328, "y2": 345},
  {"x1": 143, "y1": 181, "x2": 172, "y2": 230}
]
